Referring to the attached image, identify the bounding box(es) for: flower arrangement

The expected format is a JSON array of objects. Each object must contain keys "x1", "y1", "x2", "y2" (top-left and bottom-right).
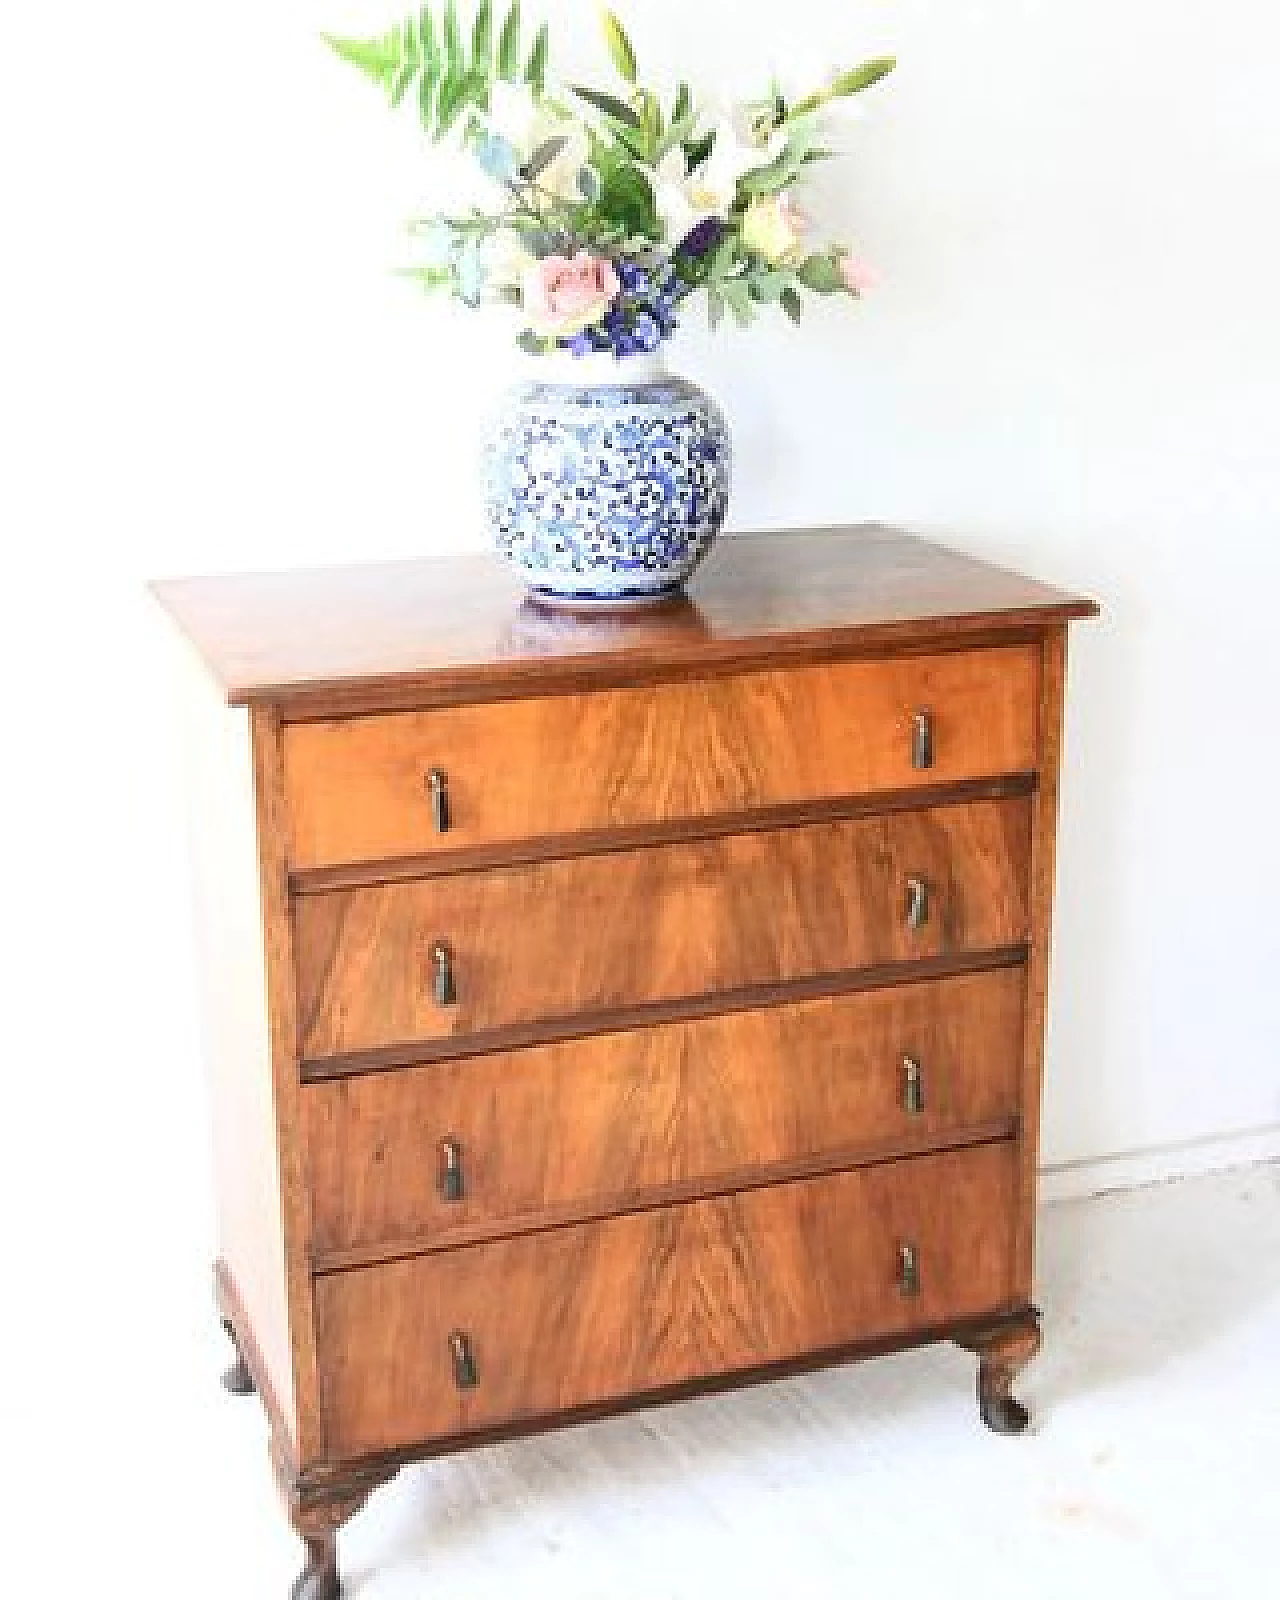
[{"x1": 326, "y1": 4, "x2": 893, "y2": 358}]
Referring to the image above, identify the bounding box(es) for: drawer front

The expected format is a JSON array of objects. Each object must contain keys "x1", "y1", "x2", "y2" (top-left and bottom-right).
[
  {"x1": 303, "y1": 967, "x2": 1025, "y2": 1263},
  {"x1": 314, "y1": 1141, "x2": 1019, "y2": 1457},
  {"x1": 283, "y1": 647, "x2": 1040, "y2": 870},
  {"x1": 294, "y1": 797, "x2": 1031, "y2": 1062}
]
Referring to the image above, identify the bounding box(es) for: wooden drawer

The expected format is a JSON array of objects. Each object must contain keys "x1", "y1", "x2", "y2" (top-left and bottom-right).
[
  {"x1": 294, "y1": 797, "x2": 1031, "y2": 1063},
  {"x1": 314, "y1": 1140, "x2": 1019, "y2": 1457},
  {"x1": 282, "y1": 647, "x2": 1040, "y2": 870},
  {"x1": 303, "y1": 967, "x2": 1025, "y2": 1265}
]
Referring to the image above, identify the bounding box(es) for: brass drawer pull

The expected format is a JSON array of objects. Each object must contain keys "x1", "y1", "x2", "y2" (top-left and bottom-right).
[
  {"x1": 449, "y1": 1330, "x2": 478, "y2": 1390},
  {"x1": 431, "y1": 942, "x2": 457, "y2": 1007},
  {"x1": 902, "y1": 1056, "x2": 924, "y2": 1115},
  {"x1": 905, "y1": 875, "x2": 929, "y2": 931},
  {"x1": 911, "y1": 709, "x2": 934, "y2": 771},
  {"x1": 438, "y1": 1136, "x2": 464, "y2": 1203},
  {"x1": 426, "y1": 767, "x2": 451, "y2": 834},
  {"x1": 898, "y1": 1242, "x2": 920, "y2": 1297}
]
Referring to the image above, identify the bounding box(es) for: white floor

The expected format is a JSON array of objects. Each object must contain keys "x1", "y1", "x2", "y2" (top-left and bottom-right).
[{"x1": 96, "y1": 1163, "x2": 1280, "y2": 1598}]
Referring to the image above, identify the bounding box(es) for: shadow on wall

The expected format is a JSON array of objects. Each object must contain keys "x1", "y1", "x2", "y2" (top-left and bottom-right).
[{"x1": 1039, "y1": 574, "x2": 1134, "y2": 1166}]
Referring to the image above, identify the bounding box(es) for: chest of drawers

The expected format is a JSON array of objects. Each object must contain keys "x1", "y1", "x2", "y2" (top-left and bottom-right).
[{"x1": 155, "y1": 526, "x2": 1095, "y2": 1599}]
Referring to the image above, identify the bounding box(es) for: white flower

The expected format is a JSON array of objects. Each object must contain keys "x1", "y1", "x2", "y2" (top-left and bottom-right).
[
  {"x1": 654, "y1": 113, "x2": 788, "y2": 244},
  {"x1": 535, "y1": 126, "x2": 591, "y2": 204},
  {"x1": 654, "y1": 149, "x2": 722, "y2": 242},
  {"x1": 482, "y1": 82, "x2": 589, "y2": 203},
  {"x1": 484, "y1": 227, "x2": 535, "y2": 292},
  {"x1": 726, "y1": 106, "x2": 790, "y2": 164}
]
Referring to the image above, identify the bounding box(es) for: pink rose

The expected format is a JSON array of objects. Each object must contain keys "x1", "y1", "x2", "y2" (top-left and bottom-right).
[
  {"x1": 838, "y1": 252, "x2": 877, "y2": 295},
  {"x1": 522, "y1": 251, "x2": 621, "y2": 338}
]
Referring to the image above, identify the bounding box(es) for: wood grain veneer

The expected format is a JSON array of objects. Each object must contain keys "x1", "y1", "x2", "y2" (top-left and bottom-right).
[
  {"x1": 282, "y1": 645, "x2": 1039, "y2": 869},
  {"x1": 294, "y1": 797, "x2": 1032, "y2": 1062},
  {"x1": 302, "y1": 966, "x2": 1026, "y2": 1265},
  {"x1": 152, "y1": 524, "x2": 1096, "y2": 717},
  {"x1": 154, "y1": 526, "x2": 1095, "y2": 1598},
  {"x1": 314, "y1": 1140, "x2": 1019, "y2": 1458}
]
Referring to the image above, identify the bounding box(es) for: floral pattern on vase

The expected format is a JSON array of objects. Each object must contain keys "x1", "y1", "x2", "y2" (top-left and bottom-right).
[{"x1": 482, "y1": 358, "x2": 732, "y2": 604}]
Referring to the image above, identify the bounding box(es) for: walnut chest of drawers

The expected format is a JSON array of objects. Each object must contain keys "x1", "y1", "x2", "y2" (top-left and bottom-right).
[{"x1": 154, "y1": 525, "x2": 1096, "y2": 1599}]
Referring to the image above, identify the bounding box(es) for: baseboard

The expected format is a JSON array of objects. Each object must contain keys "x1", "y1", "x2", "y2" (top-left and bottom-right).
[{"x1": 1039, "y1": 1123, "x2": 1280, "y2": 1205}]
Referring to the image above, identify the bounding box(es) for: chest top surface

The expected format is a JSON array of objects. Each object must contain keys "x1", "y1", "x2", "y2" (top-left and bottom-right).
[{"x1": 152, "y1": 524, "x2": 1097, "y2": 714}]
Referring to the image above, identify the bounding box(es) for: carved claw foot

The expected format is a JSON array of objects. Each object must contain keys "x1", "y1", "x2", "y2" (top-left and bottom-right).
[
  {"x1": 220, "y1": 1317, "x2": 255, "y2": 1396},
  {"x1": 290, "y1": 1537, "x2": 340, "y2": 1600},
  {"x1": 956, "y1": 1308, "x2": 1042, "y2": 1435}
]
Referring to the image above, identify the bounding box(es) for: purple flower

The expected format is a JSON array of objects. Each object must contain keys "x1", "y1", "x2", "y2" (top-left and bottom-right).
[
  {"x1": 632, "y1": 312, "x2": 662, "y2": 352},
  {"x1": 677, "y1": 217, "x2": 725, "y2": 260},
  {"x1": 563, "y1": 330, "x2": 595, "y2": 357},
  {"x1": 616, "y1": 260, "x2": 652, "y2": 296}
]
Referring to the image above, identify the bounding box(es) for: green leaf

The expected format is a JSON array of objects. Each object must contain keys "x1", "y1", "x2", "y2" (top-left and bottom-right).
[
  {"x1": 639, "y1": 90, "x2": 662, "y2": 153},
  {"x1": 443, "y1": 1, "x2": 463, "y2": 73},
  {"x1": 434, "y1": 70, "x2": 467, "y2": 137},
  {"x1": 684, "y1": 130, "x2": 715, "y2": 173},
  {"x1": 399, "y1": 266, "x2": 454, "y2": 293},
  {"x1": 706, "y1": 285, "x2": 725, "y2": 331},
  {"x1": 419, "y1": 58, "x2": 440, "y2": 126},
  {"x1": 525, "y1": 22, "x2": 549, "y2": 92},
  {"x1": 516, "y1": 330, "x2": 549, "y2": 355},
  {"x1": 498, "y1": 2, "x2": 522, "y2": 79},
  {"x1": 600, "y1": 9, "x2": 637, "y2": 84},
  {"x1": 748, "y1": 268, "x2": 790, "y2": 303},
  {"x1": 720, "y1": 277, "x2": 755, "y2": 326},
  {"x1": 595, "y1": 161, "x2": 658, "y2": 236},
  {"x1": 831, "y1": 56, "x2": 896, "y2": 97},
  {"x1": 706, "y1": 232, "x2": 739, "y2": 283},
  {"x1": 323, "y1": 30, "x2": 404, "y2": 87},
  {"x1": 570, "y1": 84, "x2": 642, "y2": 129},
  {"x1": 780, "y1": 285, "x2": 803, "y2": 324},
  {"x1": 797, "y1": 252, "x2": 846, "y2": 293},
  {"x1": 737, "y1": 136, "x2": 811, "y2": 199},
  {"x1": 658, "y1": 109, "x2": 699, "y2": 160},
  {"x1": 471, "y1": 64, "x2": 493, "y2": 113},
  {"x1": 673, "y1": 81, "x2": 692, "y2": 125},
  {"x1": 522, "y1": 133, "x2": 568, "y2": 180},
  {"x1": 472, "y1": 0, "x2": 493, "y2": 67},
  {"x1": 389, "y1": 60, "x2": 418, "y2": 108},
  {"x1": 420, "y1": 8, "x2": 437, "y2": 64},
  {"x1": 789, "y1": 55, "x2": 895, "y2": 118}
]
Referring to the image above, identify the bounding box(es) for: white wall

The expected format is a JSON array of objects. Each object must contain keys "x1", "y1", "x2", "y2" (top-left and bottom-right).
[{"x1": 3, "y1": 0, "x2": 1279, "y2": 1549}]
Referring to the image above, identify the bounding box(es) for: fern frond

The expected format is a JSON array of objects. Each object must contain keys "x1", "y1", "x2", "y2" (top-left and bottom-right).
[{"x1": 326, "y1": 6, "x2": 552, "y2": 140}]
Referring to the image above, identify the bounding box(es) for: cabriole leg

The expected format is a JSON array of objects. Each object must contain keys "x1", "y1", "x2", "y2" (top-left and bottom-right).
[
  {"x1": 219, "y1": 1316, "x2": 255, "y2": 1397},
  {"x1": 290, "y1": 1536, "x2": 339, "y2": 1600},
  {"x1": 276, "y1": 1455, "x2": 397, "y2": 1600},
  {"x1": 956, "y1": 1308, "x2": 1042, "y2": 1435}
]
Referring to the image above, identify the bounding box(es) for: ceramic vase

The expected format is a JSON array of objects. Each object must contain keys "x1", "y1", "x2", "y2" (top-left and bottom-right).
[{"x1": 481, "y1": 350, "x2": 732, "y2": 606}]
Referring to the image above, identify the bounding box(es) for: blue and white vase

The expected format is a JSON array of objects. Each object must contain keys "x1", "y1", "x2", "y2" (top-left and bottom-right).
[{"x1": 481, "y1": 350, "x2": 732, "y2": 606}]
